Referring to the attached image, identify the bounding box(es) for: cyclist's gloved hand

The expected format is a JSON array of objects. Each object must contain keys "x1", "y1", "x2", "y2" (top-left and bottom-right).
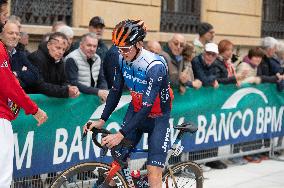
[
  {"x1": 101, "y1": 132, "x2": 124, "y2": 149},
  {"x1": 83, "y1": 119, "x2": 105, "y2": 134}
]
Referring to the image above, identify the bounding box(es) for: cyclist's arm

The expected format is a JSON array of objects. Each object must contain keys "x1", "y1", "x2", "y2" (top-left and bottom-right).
[
  {"x1": 100, "y1": 63, "x2": 124, "y2": 122},
  {"x1": 119, "y1": 64, "x2": 166, "y2": 135}
]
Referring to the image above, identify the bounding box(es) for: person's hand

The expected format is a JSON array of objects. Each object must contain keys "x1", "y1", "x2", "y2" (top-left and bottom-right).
[
  {"x1": 192, "y1": 79, "x2": 202, "y2": 89},
  {"x1": 98, "y1": 90, "x2": 109, "y2": 102},
  {"x1": 213, "y1": 80, "x2": 219, "y2": 88},
  {"x1": 179, "y1": 85, "x2": 186, "y2": 95},
  {"x1": 102, "y1": 132, "x2": 124, "y2": 148},
  {"x1": 33, "y1": 108, "x2": 48, "y2": 126},
  {"x1": 276, "y1": 73, "x2": 284, "y2": 81},
  {"x1": 254, "y1": 76, "x2": 261, "y2": 84},
  {"x1": 13, "y1": 71, "x2": 18, "y2": 77},
  {"x1": 68, "y1": 86, "x2": 80, "y2": 98},
  {"x1": 236, "y1": 70, "x2": 249, "y2": 81},
  {"x1": 179, "y1": 72, "x2": 189, "y2": 84},
  {"x1": 83, "y1": 119, "x2": 105, "y2": 134}
]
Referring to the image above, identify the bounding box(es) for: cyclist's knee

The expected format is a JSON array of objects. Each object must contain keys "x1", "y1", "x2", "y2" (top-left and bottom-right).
[
  {"x1": 147, "y1": 165, "x2": 162, "y2": 188},
  {"x1": 147, "y1": 165, "x2": 162, "y2": 177}
]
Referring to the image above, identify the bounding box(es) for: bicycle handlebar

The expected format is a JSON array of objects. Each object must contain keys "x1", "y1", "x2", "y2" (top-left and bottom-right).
[
  {"x1": 81, "y1": 121, "x2": 198, "y2": 156},
  {"x1": 81, "y1": 122, "x2": 133, "y2": 157}
]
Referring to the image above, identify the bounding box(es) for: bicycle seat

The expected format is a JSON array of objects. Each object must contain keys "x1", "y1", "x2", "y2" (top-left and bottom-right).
[{"x1": 174, "y1": 122, "x2": 198, "y2": 133}]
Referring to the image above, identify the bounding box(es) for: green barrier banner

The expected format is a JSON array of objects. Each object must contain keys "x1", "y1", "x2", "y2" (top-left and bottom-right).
[{"x1": 13, "y1": 84, "x2": 284, "y2": 177}]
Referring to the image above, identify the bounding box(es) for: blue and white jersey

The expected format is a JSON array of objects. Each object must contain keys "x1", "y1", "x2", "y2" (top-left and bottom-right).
[
  {"x1": 101, "y1": 48, "x2": 173, "y2": 134},
  {"x1": 119, "y1": 49, "x2": 167, "y2": 94}
]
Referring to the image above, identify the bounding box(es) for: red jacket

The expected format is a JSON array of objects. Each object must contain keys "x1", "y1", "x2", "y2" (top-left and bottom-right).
[{"x1": 0, "y1": 42, "x2": 38, "y2": 121}]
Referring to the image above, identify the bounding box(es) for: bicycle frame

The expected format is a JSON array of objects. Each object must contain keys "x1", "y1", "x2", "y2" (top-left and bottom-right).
[{"x1": 100, "y1": 129, "x2": 185, "y2": 188}]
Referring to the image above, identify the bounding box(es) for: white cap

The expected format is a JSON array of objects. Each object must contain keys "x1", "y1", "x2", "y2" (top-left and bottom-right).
[{"x1": 205, "y1": 43, "x2": 219, "y2": 54}]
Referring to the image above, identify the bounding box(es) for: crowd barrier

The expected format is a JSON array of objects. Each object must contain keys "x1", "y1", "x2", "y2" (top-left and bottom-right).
[{"x1": 11, "y1": 84, "x2": 284, "y2": 187}]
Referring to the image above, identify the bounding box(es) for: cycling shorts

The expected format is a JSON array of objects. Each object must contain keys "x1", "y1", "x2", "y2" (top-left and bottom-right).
[{"x1": 122, "y1": 104, "x2": 171, "y2": 168}]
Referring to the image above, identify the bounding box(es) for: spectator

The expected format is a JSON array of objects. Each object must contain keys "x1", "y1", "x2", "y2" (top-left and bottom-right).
[
  {"x1": 236, "y1": 47, "x2": 264, "y2": 85},
  {"x1": 276, "y1": 41, "x2": 284, "y2": 67},
  {"x1": 146, "y1": 40, "x2": 171, "y2": 65},
  {"x1": 213, "y1": 39, "x2": 247, "y2": 86},
  {"x1": 193, "y1": 22, "x2": 215, "y2": 56},
  {"x1": 259, "y1": 37, "x2": 283, "y2": 76},
  {"x1": 42, "y1": 20, "x2": 66, "y2": 42},
  {"x1": 174, "y1": 43, "x2": 202, "y2": 94},
  {"x1": 28, "y1": 32, "x2": 80, "y2": 98},
  {"x1": 192, "y1": 43, "x2": 219, "y2": 88},
  {"x1": 72, "y1": 16, "x2": 108, "y2": 61},
  {"x1": 258, "y1": 37, "x2": 284, "y2": 91},
  {"x1": 0, "y1": 21, "x2": 39, "y2": 92},
  {"x1": 15, "y1": 31, "x2": 30, "y2": 56},
  {"x1": 0, "y1": 1, "x2": 47, "y2": 187},
  {"x1": 56, "y1": 25, "x2": 74, "y2": 55},
  {"x1": 52, "y1": 20, "x2": 66, "y2": 32},
  {"x1": 163, "y1": 34, "x2": 186, "y2": 90},
  {"x1": 65, "y1": 33, "x2": 108, "y2": 102}
]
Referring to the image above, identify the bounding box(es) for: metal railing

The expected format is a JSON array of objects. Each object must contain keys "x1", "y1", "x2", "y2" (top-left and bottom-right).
[
  {"x1": 262, "y1": 0, "x2": 284, "y2": 38},
  {"x1": 10, "y1": 0, "x2": 73, "y2": 26},
  {"x1": 160, "y1": 0, "x2": 200, "y2": 33},
  {"x1": 12, "y1": 137, "x2": 284, "y2": 188}
]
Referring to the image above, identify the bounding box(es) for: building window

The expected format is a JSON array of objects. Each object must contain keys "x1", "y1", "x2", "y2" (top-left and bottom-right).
[
  {"x1": 160, "y1": 0, "x2": 201, "y2": 33},
  {"x1": 262, "y1": 0, "x2": 284, "y2": 38},
  {"x1": 10, "y1": 0, "x2": 73, "y2": 26}
]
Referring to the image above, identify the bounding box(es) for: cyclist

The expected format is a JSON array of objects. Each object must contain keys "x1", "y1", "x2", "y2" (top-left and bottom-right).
[{"x1": 84, "y1": 19, "x2": 173, "y2": 187}]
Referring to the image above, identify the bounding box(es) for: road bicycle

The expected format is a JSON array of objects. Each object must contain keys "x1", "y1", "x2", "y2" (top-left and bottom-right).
[{"x1": 50, "y1": 122, "x2": 203, "y2": 188}]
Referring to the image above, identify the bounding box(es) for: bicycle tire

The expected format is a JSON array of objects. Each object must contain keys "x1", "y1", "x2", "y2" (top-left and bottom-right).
[
  {"x1": 50, "y1": 162, "x2": 128, "y2": 188},
  {"x1": 162, "y1": 161, "x2": 203, "y2": 188}
]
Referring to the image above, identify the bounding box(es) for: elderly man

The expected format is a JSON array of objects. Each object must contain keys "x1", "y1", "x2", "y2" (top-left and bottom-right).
[
  {"x1": 1, "y1": 21, "x2": 39, "y2": 92},
  {"x1": 28, "y1": 32, "x2": 80, "y2": 98},
  {"x1": 65, "y1": 33, "x2": 109, "y2": 102}
]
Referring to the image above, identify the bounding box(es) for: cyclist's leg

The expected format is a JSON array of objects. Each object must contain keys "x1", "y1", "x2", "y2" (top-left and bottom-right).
[{"x1": 146, "y1": 112, "x2": 171, "y2": 187}]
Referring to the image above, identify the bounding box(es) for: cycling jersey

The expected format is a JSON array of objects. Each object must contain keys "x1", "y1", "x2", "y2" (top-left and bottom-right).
[
  {"x1": 101, "y1": 48, "x2": 173, "y2": 167},
  {"x1": 101, "y1": 48, "x2": 173, "y2": 134}
]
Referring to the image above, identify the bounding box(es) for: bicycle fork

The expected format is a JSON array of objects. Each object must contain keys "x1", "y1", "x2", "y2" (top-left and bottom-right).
[{"x1": 102, "y1": 161, "x2": 136, "y2": 188}]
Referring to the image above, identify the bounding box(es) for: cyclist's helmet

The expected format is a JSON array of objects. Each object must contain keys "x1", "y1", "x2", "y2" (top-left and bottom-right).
[{"x1": 112, "y1": 19, "x2": 146, "y2": 47}]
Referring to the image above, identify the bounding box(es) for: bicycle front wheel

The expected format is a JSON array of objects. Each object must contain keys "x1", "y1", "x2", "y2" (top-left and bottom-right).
[
  {"x1": 50, "y1": 162, "x2": 128, "y2": 188},
  {"x1": 162, "y1": 161, "x2": 203, "y2": 188}
]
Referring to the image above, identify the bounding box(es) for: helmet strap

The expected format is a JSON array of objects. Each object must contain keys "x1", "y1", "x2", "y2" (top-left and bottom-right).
[{"x1": 130, "y1": 43, "x2": 141, "y2": 62}]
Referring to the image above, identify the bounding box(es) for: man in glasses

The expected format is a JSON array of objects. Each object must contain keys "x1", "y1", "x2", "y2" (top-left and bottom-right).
[
  {"x1": 192, "y1": 42, "x2": 219, "y2": 88},
  {"x1": 85, "y1": 19, "x2": 174, "y2": 187}
]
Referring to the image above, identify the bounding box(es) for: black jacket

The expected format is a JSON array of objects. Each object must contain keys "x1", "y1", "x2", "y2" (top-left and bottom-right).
[
  {"x1": 212, "y1": 57, "x2": 237, "y2": 84},
  {"x1": 28, "y1": 43, "x2": 69, "y2": 98},
  {"x1": 11, "y1": 50, "x2": 39, "y2": 90},
  {"x1": 191, "y1": 54, "x2": 216, "y2": 86}
]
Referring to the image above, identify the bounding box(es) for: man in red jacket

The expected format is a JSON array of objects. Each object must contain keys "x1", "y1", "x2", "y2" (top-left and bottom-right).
[{"x1": 0, "y1": 1, "x2": 48, "y2": 187}]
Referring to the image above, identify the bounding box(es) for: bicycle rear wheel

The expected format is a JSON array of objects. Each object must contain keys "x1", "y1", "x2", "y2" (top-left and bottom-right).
[
  {"x1": 162, "y1": 161, "x2": 203, "y2": 188},
  {"x1": 50, "y1": 162, "x2": 128, "y2": 188}
]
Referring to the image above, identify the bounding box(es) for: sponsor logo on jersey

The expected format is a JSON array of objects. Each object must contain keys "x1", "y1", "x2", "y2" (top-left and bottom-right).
[
  {"x1": 123, "y1": 71, "x2": 147, "y2": 85},
  {"x1": 0, "y1": 60, "x2": 8, "y2": 68}
]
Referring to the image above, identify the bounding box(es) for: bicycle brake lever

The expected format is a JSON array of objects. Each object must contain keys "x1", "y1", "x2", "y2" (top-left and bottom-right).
[
  {"x1": 100, "y1": 133, "x2": 109, "y2": 156},
  {"x1": 81, "y1": 122, "x2": 93, "y2": 141}
]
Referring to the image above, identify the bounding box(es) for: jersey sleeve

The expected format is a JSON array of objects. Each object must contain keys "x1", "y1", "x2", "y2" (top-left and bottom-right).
[
  {"x1": 120, "y1": 63, "x2": 167, "y2": 135},
  {"x1": 0, "y1": 59, "x2": 38, "y2": 115},
  {"x1": 100, "y1": 61, "x2": 124, "y2": 121}
]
